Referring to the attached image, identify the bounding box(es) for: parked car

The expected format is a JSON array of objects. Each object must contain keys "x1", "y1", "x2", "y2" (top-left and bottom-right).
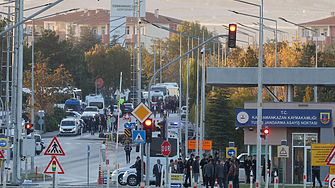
[
  {"x1": 111, "y1": 163, "x2": 136, "y2": 185},
  {"x1": 66, "y1": 111, "x2": 81, "y2": 119},
  {"x1": 59, "y1": 118, "x2": 82, "y2": 136},
  {"x1": 84, "y1": 106, "x2": 100, "y2": 113},
  {"x1": 121, "y1": 103, "x2": 134, "y2": 116}
]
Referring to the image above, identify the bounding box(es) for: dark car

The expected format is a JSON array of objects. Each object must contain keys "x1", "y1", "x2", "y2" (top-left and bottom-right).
[{"x1": 121, "y1": 103, "x2": 133, "y2": 116}]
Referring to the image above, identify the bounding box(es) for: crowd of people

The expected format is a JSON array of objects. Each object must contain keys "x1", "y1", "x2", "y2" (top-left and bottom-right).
[
  {"x1": 151, "y1": 96, "x2": 180, "y2": 118},
  {"x1": 82, "y1": 113, "x2": 118, "y2": 133}
]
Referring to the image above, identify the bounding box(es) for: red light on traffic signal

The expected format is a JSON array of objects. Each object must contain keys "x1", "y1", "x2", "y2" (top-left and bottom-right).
[
  {"x1": 144, "y1": 119, "x2": 152, "y2": 126},
  {"x1": 26, "y1": 124, "x2": 32, "y2": 129},
  {"x1": 264, "y1": 129, "x2": 269, "y2": 135},
  {"x1": 229, "y1": 25, "x2": 236, "y2": 32}
]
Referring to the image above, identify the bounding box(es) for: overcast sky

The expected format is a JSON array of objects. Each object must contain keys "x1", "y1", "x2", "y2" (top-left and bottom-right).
[{"x1": 18, "y1": 0, "x2": 335, "y2": 45}]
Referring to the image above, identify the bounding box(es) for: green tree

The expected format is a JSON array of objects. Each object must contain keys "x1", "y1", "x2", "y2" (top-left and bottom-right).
[
  {"x1": 85, "y1": 44, "x2": 132, "y2": 97},
  {"x1": 205, "y1": 88, "x2": 235, "y2": 152}
]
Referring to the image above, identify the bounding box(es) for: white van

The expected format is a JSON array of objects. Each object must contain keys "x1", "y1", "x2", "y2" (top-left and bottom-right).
[{"x1": 86, "y1": 94, "x2": 105, "y2": 114}]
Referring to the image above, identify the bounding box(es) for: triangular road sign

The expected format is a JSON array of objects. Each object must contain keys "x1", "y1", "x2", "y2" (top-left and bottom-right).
[
  {"x1": 280, "y1": 147, "x2": 287, "y2": 154},
  {"x1": 325, "y1": 174, "x2": 329, "y2": 182},
  {"x1": 0, "y1": 150, "x2": 4, "y2": 159},
  {"x1": 44, "y1": 137, "x2": 65, "y2": 156},
  {"x1": 123, "y1": 113, "x2": 131, "y2": 121},
  {"x1": 326, "y1": 145, "x2": 335, "y2": 162},
  {"x1": 134, "y1": 133, "x2": 144, "y2": 142},
  {"x1": 44, "y1": 156, "x2": 65, "y2": 174},
  {"x1": 326, "y1": 151, "x2": 335, "y2": 166}
]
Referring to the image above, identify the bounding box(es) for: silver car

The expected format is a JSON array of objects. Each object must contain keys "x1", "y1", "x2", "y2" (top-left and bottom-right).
[{"x1": 59, "y1": 118, "x2": 81, "y2": 136}]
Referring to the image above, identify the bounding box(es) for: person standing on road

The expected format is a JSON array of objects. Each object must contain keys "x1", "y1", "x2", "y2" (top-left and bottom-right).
[
  {"x1": 252, "y1": 155, "x2": 257, "y2": 182},
  {"x1": 312, "y1": 166, "x2": 322, "y2": 188},
  {"x1": 215, "y1": 161, "x2": 225, "y2": 188},
  {"x1": 244, "y1": 156, "x2": 252, "y2": 183},
  {"x1": 200, "y1": 154, "x2": 208, "y2": 185},
  {"x1": 222, "y1": 158, "x2": 229, "y2": 188},
  {"x1": 153, "y1": 159, "x2": 163, "y2": 187},
  {"x1": 193, "y1": 156, "x2": 200, "y2": 183},
  {"x1": 177, "y1": 158, "x2": 184, "y2": 174},
  {"x1": 124, "y1": 143, "x2": 132, "y2": 164},
  {"x1": 184, "y1": 154, "x2": 195, "y2": 187},
  {"x1": 135, "y1": 156, "x2": 142, "y2": 186},
  {"x1": 204, "y1": 159, "x2": 214, "y2": 188},
  {"x1": 228, "y1": 160, "x2": 236, "y2": 188},
  {"x1": 168, "y1": 159, "x2": 176, "y2": 173},
  {"x1": 232, "y1": 157, "x2": 240, "y2": 188}
]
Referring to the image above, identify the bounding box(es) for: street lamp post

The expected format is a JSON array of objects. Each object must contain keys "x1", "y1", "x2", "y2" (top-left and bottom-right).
[
  {"x1": 278, "y1": 17, "x2": 318, "y2": 102},
  {"x1": 233, "y1": 0, "x2": 263, "y2": 187},
  {"x1": 229, "y1": 10, "x2": 278, "y2": 97},
  {"x1": 163, "y1": 17, "x2": 206, "y2": 158}
]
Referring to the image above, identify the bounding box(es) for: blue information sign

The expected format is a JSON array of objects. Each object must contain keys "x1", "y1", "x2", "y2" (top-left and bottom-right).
[
  {"x1": 124, "y1": 122, "x2": 136, "y2": 129},
  {"x1": 235, "y1": 109, "x2": 332, "y2": 127},
  {"x1": 132, "y1": 130, "x2": 145, "y2": 143}
]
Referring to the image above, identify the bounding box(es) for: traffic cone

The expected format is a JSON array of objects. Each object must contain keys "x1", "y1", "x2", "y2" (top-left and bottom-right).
[{"x1": 214, "y1": 179, "x2": 219, "y2": 188}]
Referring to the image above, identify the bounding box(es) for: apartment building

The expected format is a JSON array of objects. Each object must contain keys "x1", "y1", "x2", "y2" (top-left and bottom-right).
[
  {"x1": 24, "y1": 9, "x2": 182, "y2": 50},
  {"x1": 297, "y1": 12, "x2": 335, "y2": 45}
]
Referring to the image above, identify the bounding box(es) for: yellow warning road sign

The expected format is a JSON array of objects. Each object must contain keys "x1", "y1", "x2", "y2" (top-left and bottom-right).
[
  {"x1": 311, "y1": 143, "x2": 335, "y2": 166},
  {"x1": 131, "y1": 102, "x2": 152, "y2": 123},
  {"x1": 277, "y1": 146, "x2": 289, "y2": 158}
]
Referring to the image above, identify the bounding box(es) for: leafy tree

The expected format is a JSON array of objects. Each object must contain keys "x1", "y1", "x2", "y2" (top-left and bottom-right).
[
  {"x1": 205, "y1": 88, "x2": 234, "y2": 152},
  {"x1": 85, "y1": 44, "x2": 131, "y2": 97},
  {"x1": 23, "y1": 53, "x2": 73, "y2": 131}
]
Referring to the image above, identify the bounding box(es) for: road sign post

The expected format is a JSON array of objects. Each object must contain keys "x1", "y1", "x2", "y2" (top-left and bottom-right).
[{"x1": 226, "y1": 147, "x2": 237, "y2": 158}]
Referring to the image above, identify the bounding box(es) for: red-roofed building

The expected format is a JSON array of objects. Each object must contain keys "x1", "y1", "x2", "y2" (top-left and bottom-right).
[
  {"x1": 298, "y1": 12, "x2": 335, "y2": 46},
  {"x1": 24, "y1": 9, "x2": 183, "y2": 50}
]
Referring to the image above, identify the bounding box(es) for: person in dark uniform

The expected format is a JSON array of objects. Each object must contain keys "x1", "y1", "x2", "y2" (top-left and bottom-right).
[
  {"x1": 200, "y1": 154, "x2": 208, "y2": 185},
  {"x1": 124, "y1": 143, "x2": 132, "y2": 164},
  {"x1": 153, "y1": 159, "x2": 163, "y2": 187},
  {"x1": 184, "y1": 154, "x2": 195, "y2": 187},
  {"x1": 244, "y1": 156, "x2": 252, "y2": 183},
  {"x1": 312, "y1": 166, "x2": 322, "y2": 188},
  {"x1": 135, "y1": 156, "x2": 141, "y2": 185},
  {"x1": 252, "y1": 155, "x2": 257, "y2": 182}
]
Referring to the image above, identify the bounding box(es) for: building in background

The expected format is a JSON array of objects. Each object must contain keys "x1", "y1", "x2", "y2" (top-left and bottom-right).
[
  {"x1": 24, "y1": 9, "x2": 182, "y2": 50},
  {"x1": 297, "y1": 12, "x2": 335, "y2": 46}
]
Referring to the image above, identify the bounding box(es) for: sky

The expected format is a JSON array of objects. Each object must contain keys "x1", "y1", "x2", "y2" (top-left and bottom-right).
[{"x1": 15, "y1": 0, "x2": 335, "y2": 45}]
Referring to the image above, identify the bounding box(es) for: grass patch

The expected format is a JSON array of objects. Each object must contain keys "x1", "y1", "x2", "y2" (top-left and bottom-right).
[{"x1": 21, "y1": 173, "x2": 51, "y2": 180}]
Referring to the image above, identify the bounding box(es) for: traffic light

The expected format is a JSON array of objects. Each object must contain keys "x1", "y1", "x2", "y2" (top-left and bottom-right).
[
  {"x1": 228, "y1": 24, "x2": 237, "y2": 48},
  {"x1": 159, "y1": 121, "x2": 166, "y2": 140},
  {"x1": 143, "y1": 118, "x2": 153, "y2": 143},
  {"x1": 52, "y1": 161, "x2": 56, "y2": 172},
  {"x1": 25, "y1": 123, "x2": 34, "y2": 135},
  {"x1": 260, "y1": 127, "x2": 269, "y2": 139}
]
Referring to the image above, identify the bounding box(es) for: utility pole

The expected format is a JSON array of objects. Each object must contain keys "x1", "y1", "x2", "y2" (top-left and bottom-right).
[
  {"x1": 12, "y1": 0, "x2": 19, "y2": 184},
  {"x1": 31, "y1": 19, "x2": 35, "y2": 173}
]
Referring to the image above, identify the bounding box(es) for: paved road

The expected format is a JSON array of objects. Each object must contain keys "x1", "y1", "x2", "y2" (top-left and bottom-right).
[{"x1": 31, "y1": 133, "x2": 139, "y2": 186}]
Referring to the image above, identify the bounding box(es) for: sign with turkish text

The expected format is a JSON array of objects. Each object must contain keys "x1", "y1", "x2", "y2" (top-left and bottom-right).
[
  {"x1": 235, "y1": 109, "x2": 332, "y2": 127},
  {"x1": 311, "y1": 143, "x2": 335, "y2": 166}
]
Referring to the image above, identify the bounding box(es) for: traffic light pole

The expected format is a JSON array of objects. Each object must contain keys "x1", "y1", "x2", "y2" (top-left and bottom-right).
[
  {"x1": 146, "y1": 143, "x2": 150, "y2": 186},
  {"x1": 265, "y1": 134, "x2": 268, "y2": 188},
  {"x1": 165, "y1": 117, "x2": 168, "y2": 188}
]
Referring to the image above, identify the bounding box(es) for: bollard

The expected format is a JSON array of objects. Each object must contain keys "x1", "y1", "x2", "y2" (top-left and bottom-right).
[
  {"x1": 250, "y1": 170, "x2": 253, "y2": 188},
  {"x1": 169, "y1": 167, "x2": 171, "y2": 188},
  {"x1": 266, "y1": 169, "x2": 269, "y2": 188},
  {"x1": 35, "y1": 166, "x2": 38, "y2": 181},
  {"x1": 107, "y1": 169, "x2": 110, "y2": 188},
  {"x1": 229, "y1": 180, "x2": 233, "y2": 188},
  {"x1": 190, "y1": 166, "x2": 193, "y2": 187},
  {"x1": 214, "y1": 179, "x2": 218, "y2": 188},
  {"x1": 160, "y1": 166, "x2": 164, "y2": 187},
  {"x1": 274, "y1": 171, "x2": 278, "y2": 188},
  {"x1": 303, "y1": 173, "x2": 306, "y2": 188}
]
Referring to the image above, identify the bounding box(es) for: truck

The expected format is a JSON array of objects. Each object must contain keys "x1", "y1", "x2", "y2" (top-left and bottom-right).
[
  {"x1": 86, "y1": 94, "x2": 105, "y2": 114},
  {"x1": 64, "y1": 98, "x2": 82, "y2": 113}
]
